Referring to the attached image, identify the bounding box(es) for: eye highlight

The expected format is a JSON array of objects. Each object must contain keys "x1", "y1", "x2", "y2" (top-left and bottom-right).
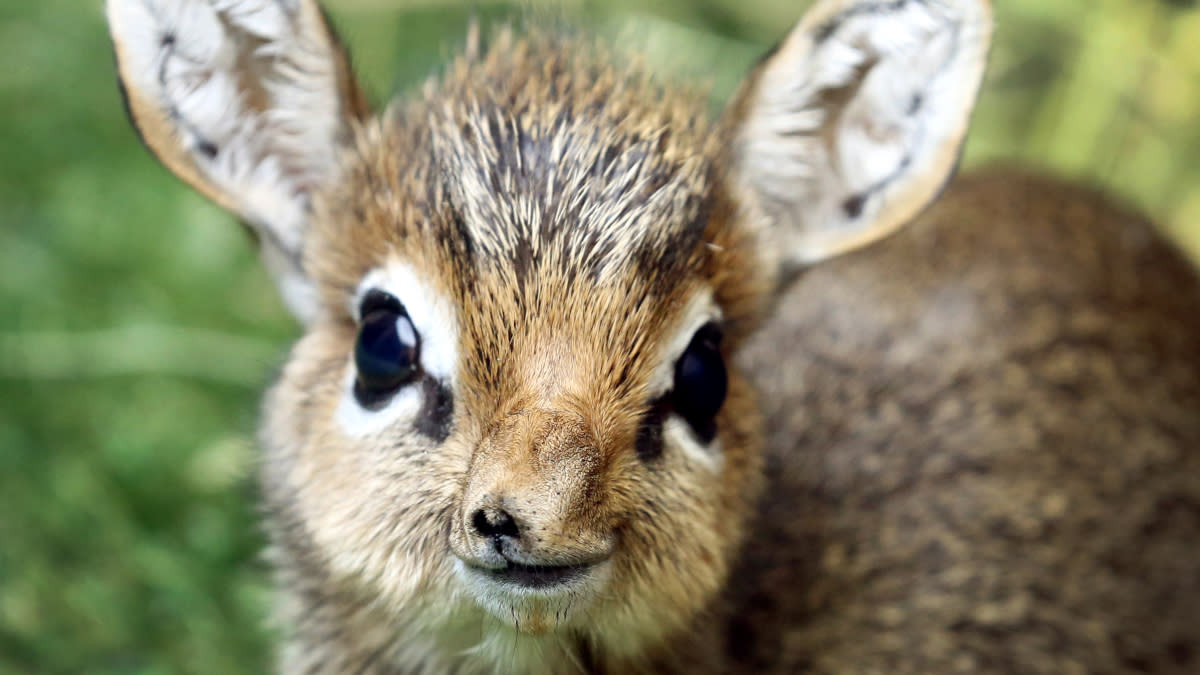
[
  {"x1": 671, "y1": 322, "x2": 727, "y2": 443},
  {"x1": 354, "y1": 290, "x2": 421, "y2": 407}
]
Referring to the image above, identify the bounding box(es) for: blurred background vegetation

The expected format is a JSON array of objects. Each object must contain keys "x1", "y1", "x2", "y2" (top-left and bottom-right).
[{"x1": 1, "y1": 0, "x2": 1198, "y2": 672}]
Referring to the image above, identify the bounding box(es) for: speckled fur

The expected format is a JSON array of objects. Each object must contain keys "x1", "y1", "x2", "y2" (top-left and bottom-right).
[
  {"x1": 111, "y1": 4, "x2": 1200, "y2": 673},
  {"x1": 259, "y1": 29, "x2": 766, "y2": 674},
  {"x1": 259, "y1": 24, "x2": 1200, "y2": 669},
  {"x1": 728, "y1": 169, "x2": 1200, "y2": 674}
]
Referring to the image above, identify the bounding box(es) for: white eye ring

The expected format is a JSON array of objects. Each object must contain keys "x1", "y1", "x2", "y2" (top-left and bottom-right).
[
  {"x1": 665, "y1": 416, "x2": 724, "y2": 473},
  {"x1": 350, "y1": 262, "x2": 459, "y2": 386},
  {"x1": 648, "y1": 288, "x2": 725, "y2": 473},
  {"x1": 335, "y1": 261, "x2": 460, "y2": 436},
  {"x1": 648, "y1": 288, "x2": 722, "y2": 399},
  {"x1": 336, "y1": 365, "x2": 423, "y2": 435}
]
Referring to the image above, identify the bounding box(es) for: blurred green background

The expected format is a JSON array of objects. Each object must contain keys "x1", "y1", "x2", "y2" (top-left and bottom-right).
[{"x1": 1, "y1": 0, "x2": 1198, "y2": 672}]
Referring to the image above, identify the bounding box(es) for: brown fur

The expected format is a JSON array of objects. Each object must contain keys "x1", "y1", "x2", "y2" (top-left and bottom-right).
[
  {"x1": 729, "y1": 169, "x2": 1200, "y2": 673},
  {"x1": 109, "y1": 3, "x2": 1200, "y2": 673},
  {"x1": 260, "y1": 31, "x2": 765, "y2": 673}
]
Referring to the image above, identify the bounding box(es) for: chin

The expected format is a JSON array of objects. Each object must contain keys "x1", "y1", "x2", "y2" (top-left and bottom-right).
[{"x1": 452, "y1": 557, "x2": 614, "y2": 634}]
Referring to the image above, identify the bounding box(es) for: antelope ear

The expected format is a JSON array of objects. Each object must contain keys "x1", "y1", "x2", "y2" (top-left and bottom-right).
[
  {"x1": 724, "y1": 0, "x2": 992, "y2": 272},
  {"x1": 107, "y1": 0, "x2": 370, "y2": 322}
]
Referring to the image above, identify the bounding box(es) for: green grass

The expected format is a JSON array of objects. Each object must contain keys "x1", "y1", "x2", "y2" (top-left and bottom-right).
[{"x1": 2, "y1": 0, "x2": 1198, "y2": 672}]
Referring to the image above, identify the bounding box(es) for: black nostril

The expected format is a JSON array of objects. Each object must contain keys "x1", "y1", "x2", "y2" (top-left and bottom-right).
[{"x1": 471, "y1": 508, "x2": 521, "y2": 539}]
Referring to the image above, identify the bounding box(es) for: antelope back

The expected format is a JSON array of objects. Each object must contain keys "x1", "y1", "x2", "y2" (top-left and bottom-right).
[{"x1": 733, "y1": 169, "x2": 1200, "y2": 673}]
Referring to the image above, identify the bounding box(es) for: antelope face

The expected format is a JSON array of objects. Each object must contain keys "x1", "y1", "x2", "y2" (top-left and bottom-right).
[
  {"x1": 268, "y1": 49, "x2": 767, "y2": 640},
  {"x1": 108, "y1": 0, "x2": 991, "y2": 662}
]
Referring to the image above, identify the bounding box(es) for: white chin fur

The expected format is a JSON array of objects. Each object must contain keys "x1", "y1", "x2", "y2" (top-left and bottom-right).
[{"x1": 451, "y1": 558, "x2": 611, "y2": 630}]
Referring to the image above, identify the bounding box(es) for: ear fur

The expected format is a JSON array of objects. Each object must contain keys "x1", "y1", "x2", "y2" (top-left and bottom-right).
[
  {"x1": 725, "y1": 0, "x2": 993, "y2": 272},
  {"x1": 107, "y1": 0, "x2": 369, "y2": 322}
]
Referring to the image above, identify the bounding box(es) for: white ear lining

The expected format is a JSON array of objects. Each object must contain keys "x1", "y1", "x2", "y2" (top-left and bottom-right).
[
  {"x1": 107, "y1": 0, "x2": 364, "y2": 323},
  {"x1": 114, "y1": 0, "x2": 345, "y2": 196},
  {"x1": 733, "y1": 0, "x2": 993, "y2": 267}
]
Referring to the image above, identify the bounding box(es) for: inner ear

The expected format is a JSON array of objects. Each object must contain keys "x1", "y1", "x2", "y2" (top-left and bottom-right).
[
  {"x1": 107, "y1": 0, "x2": 370, "y2": 323},
  {"x1": 725, "y1": 0, "x2": 993, "y2": 271}
]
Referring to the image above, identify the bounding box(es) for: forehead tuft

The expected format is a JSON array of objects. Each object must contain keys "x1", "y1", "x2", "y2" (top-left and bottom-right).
[{"x1": 316, "y1": 28, "x2": 723, "y2": 300}]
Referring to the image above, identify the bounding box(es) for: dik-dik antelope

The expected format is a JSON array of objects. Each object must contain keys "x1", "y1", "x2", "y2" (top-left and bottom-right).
[{"x1": 107, "y1": 0, "x2": 1200, "y2": 672}]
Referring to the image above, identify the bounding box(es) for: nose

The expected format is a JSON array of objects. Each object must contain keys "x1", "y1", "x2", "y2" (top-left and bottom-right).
[
  {"x1": 454, "y1": 408, "x2": 614, "y2": 568},
  {"x1": 471, "y1": 505, "x2": 521, "y2": 540}
]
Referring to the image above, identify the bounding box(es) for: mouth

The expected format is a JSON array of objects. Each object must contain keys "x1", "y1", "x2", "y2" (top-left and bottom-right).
[
  {"x1": 455, "y1": 557, "x2": 611, "y2": 631},
  {"x1": 472, "y1": 560, "x2": 594, "y2": 589}
]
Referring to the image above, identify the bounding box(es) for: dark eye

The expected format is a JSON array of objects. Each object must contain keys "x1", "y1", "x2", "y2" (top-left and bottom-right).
[
  {"x1": 671, "y1": 322, "x2": 727, "y2": 443},
  {"x1": 354, "y1": 292, "x2": 421, "y2": 405}
]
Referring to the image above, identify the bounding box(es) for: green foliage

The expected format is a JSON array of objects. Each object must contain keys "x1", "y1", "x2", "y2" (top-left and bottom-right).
[{"x1": 1, "y1": 0, "x2": 1197, "y2": 671}]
